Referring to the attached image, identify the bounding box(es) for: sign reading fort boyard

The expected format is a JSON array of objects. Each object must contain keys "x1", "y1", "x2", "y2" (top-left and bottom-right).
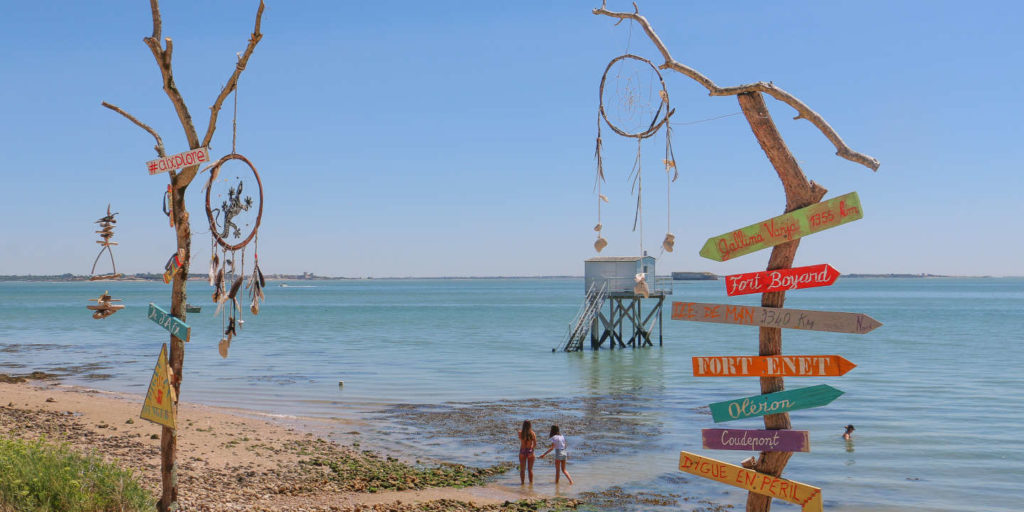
[
  {"x1": 671, "y1": 301, "x2": 882, "y2": 334},
  {"x1": 724, "y1": 264, "x2": 839, "y2": 296},
  {"x1": 692, "y1": 355, "x2": 856, "y2": 377},
  {"x1": 146, "y1": 147, "x2": 210, "y2": 175},
  {"x1": 709, "y1": 384, "x2": 843, "y2": 423},
  {"x1": 699, "y1": 192, "x2": 863, "y2": 262},
  {"x1": 701, "y1": 428, "x2": 810, "y2": 453},
  {"x1": 679, "y1": 451, "x2": 822, "y2": 512},
  {"x1": 147, "y1": 303, "x2": 190, "y2": 342}
]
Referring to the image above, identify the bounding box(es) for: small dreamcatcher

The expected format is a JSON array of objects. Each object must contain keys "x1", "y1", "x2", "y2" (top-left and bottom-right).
[
  {"x1": 205, "y1": 82, "x2": 265, "y2": 359},
  {"x1": 593, "y1": 54, "x2": 678, "y2": 254},
  {"x1": 90, "y1": 204, "x2": 123, "y2": 280}
]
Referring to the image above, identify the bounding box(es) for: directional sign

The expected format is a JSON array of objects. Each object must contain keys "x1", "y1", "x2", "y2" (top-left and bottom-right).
[
  {"x1": 146, "y1": 147, "x2": 210, "y2": 175},
  {"x1": 724, "y1": 264, "x2": 839, "y2": 296},
  {"x1": 147, "y1": 303, "x2": 190, "y2": 342},
  {"x1": 709, "y1": 384, "x2": 843, "y2": 423},
  {"x1": 692, "y1": 355, "x2": 856, "y2": 377},
  {"x1": 671, "y1": 301, "x2": 882, "y2": 334},
  {"x1": 700, "y1": 192, "x2": 863, "y2": 261},
  {"x1": 679, "y1": 450, "x2": 822, "y2": 512},
  {"x1": 140, "y1": 344, "x2": 176, "y2": 429},
  {"x1": 702, "y1": 429, "x2": 810, "y2": 452}
]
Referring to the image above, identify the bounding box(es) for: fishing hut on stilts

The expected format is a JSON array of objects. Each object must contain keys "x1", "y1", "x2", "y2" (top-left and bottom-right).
[{"x1": 557, "y1": 254, "x2": 672, "y2": 352}]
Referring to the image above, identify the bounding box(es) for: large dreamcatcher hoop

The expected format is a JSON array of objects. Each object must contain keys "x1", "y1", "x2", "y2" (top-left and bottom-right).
[
  {"x1": 205, "y1": 153, "x2": 263, "y2": 251},
  {"x1": 593, "y1": 54, "x2": 678, "y2": 255}
]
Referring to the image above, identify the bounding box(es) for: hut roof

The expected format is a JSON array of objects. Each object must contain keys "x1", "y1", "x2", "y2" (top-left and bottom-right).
[{"x1": 585, "y1": 256, "x2": 648, "y2": 262}]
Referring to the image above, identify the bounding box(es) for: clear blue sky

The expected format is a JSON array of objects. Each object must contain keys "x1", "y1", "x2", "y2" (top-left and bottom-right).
[{"x1": 1, "y1": 1, "x2": 1020, "y2": 277}]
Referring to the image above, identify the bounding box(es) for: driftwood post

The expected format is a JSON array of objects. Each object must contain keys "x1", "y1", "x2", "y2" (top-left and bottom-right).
[
  {"x1": 102, "y1": 2, "x2": 265, "y2": 510},
  {"x1": 593, "y1": 3, "x2": 878, "y2": 511}
]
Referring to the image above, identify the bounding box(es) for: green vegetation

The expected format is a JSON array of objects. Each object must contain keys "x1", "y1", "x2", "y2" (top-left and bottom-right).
[
  {"x1": 305, "y1": 452, "x2": 514, "y2": 493},
  {"x1": 0, "y1": 437, "x2": 153, "y2": 512}
]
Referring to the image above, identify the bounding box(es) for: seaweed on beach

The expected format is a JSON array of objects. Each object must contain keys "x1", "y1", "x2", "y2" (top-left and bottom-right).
[
  {"x1": 342, "y1": 497, "x2": 582, "y2": 511},
  {"x1": 374, "y1": 394, "x2": 663, "y2": 461},
  {"x1": 303, "y1": 449, "x2": 514, "y2": 492}
]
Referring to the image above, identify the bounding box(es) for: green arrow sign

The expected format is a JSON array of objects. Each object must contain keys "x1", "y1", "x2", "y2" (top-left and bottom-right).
[
  {"x1": 147, "y1": 303, "x2": 190, "y2": 342},
  {"x1": 700, "y1": 192, "x2": 863, "y2": 261},
  {"x1": 709, "y1": 384, "x2": 843, "y2": 423}
]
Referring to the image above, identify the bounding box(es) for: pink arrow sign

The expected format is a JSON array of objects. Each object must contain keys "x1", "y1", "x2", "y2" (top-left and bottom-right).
[
  {"x1": 725, "y1": 264, "x2": 840, "y2": 296},
  {"x1": 702, "y1": 428, "x2": 810, "y2": 452}
]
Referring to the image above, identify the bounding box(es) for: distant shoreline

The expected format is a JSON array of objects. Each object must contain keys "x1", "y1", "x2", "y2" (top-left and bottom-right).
[{"x1": 0, "y1": 273, "x2": 1017, "y2": 282}]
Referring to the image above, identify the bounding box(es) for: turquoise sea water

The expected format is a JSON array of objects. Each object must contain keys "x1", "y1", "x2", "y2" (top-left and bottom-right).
[{"x1": 1, "y1": 277, "x2": 1022, "y2": 511}]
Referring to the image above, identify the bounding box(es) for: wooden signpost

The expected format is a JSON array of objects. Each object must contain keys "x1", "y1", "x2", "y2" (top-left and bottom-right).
[
  {"x1": 709, "y1": 384, "x2": 843, "y2": 423},
  {"x1": 671, "y1": 301, "x2": 881, "y2": 334},
  {"x1": 146, "y1": 147, "x2": 210, "y2": 175},
  {"x1": 693, "y1": 355, "x2": 856, "y2": 377},
  {"x1": 699, "y1": 192, "x2": 862, "y2": 262},
  {"x1": 725, "y1": 264, "x2": 839, "y2": 296},
  {"x1": 701, "y1": 429, "x2": 810, "y2": 453},
  {"x1": 679, "y1": 451, "x2": 822, "y2": 512},
  {"x1": 140, "y1": 344, "x2": 176, "y2": 429},
  {"x1": 147, "y1": 303, "x2": 190, "y2": 342}
]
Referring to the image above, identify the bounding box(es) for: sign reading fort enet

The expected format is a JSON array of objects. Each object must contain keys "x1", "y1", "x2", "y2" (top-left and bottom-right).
[{"x1": 146, "y1": 147, "x2": 210, "y2": 175}]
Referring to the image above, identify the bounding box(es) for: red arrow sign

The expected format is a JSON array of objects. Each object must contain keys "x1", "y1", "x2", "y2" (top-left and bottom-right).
[{"x1": 724, "y1": 264, "x2": 839, "y2": 296}]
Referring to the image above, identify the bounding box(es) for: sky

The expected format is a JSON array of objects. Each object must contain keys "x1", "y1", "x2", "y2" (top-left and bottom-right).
[{"x1": 0, "y1": 1, "x2": 1021, "y2": 277}]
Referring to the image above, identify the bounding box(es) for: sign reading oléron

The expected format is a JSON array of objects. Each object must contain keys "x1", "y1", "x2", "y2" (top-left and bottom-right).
[
  {"x1": 140, "y1": 344, "x2": 176, "y2": 429},
  {"x1": 146, "y1": 147, "x2": 210, "y2": 175}
]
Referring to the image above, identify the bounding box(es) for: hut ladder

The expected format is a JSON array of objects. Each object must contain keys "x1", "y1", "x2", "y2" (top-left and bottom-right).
[{"x1": 557, "y1": 281, "x2": 609, "y2": 352}]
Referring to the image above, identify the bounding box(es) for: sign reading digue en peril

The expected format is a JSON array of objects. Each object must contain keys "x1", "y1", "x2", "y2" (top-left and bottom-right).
[
  {"x1": 693, "y1": 355, "x2": 856, "y2": 377},
  {"x1": 699, "y1": 192, "x2": 862, "y2": 262},
  {"x1": 671, "y1": 301, "x2": 881, "y2": 334},
  {"x1": 679, "y1": 451, "x2": 822, "y2": 512}
]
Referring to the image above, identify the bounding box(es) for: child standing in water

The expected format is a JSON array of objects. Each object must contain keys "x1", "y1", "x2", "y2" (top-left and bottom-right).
[
  {"x1": 539, "y1": 425, "x2": 574, "y2": 485},
  {"x1": 517, "y1": 420, "x2": 536, "y2": 485}
]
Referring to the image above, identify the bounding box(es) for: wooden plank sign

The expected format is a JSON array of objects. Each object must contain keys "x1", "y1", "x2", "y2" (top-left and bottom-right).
[
  {"x1": 709, "y1": 384, "x2": 843, "y2": 423},
  {"x1": 692, "y1": 355, "x2": 856, "y2": 377},
  {"x1": 702, "y1": 429, "x2": 810, "y2": 452},
  {"x1": 140, "y1": 344, "x2": 177, "y2": 429},
  {"x1": 671, "y1": 301, "x2": 882, "y2": 334},
  {"x1": 725, "y1": 264, "x2": 839, "y2": 296},
  {"x1": 679, "y1": 450, "x2": 822, "y2": 512},
  {"x1": 699, "y1": 192, "x2": 863, "y2": 261},
  {"x1": 147, "y1": 303, "x2": 190, "y2": 342},
  {"x1": 146, "y1": 147, "x2": 210, "y2": 175}
]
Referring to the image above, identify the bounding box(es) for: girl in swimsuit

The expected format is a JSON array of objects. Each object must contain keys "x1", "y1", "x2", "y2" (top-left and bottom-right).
[{"x1": 517, "y1": 420, "x2": 537, "y2": 485}]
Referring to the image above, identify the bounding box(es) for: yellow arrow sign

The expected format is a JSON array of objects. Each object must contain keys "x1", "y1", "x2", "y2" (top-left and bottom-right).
[
  {"x1": 679, "y1": 450, "x2": 822, "y2": 512},
  {"x1": 140, "y1": 344, "x2": 176, "y2": 429}
]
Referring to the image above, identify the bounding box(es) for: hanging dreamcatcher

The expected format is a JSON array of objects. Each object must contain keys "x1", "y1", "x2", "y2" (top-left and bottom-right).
[
  {"x1": 205, "y1": 83, "x2": 265, "y2": 359},
  {"x1": 90, "y1": 204, "x2": 123, "y2": 280},
  {"x1": 593, "y1": 54, "x2": 678, "y2": 254}
]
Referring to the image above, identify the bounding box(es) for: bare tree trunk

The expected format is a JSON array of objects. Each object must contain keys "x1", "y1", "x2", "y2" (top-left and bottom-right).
[{"x1": 737, "y1": 92, "x2": 827, "y2": 512}]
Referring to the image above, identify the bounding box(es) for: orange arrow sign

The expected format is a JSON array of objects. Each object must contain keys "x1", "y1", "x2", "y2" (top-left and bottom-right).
[
  {"x1": 679, "y1": 450, "x2": 822, "y2": 512},
  {"x1": 693, "y1": 355, "x2": 856, "y2": 377}
]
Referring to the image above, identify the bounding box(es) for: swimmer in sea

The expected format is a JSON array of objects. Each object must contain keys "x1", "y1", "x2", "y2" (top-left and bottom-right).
[{"x1": 842, "y1": 424, "x2": 855, "y2": 440}]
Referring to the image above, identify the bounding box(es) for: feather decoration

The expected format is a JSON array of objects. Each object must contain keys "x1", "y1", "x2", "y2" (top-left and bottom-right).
[{"x1": 208, "y1": 253, "x2": 219, "y2": 286}]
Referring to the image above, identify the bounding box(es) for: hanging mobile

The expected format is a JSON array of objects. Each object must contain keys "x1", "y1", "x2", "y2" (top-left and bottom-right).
[
  {"x1": 594, "y1": 54, "x2": 678, "y2": 255},
  {"x1": 90, "y1": 204, "x2": 123, "y2": 280},
  {"x1": 204, "y1": 81, "x2": 265, "y2": 358},
  {"x1": 86, "y1": 290, "x2": 124, "y2": 319}
]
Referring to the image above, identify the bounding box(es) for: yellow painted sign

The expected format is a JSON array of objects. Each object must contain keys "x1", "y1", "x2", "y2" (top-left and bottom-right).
[
  {"x1": 140, "y1": 344, "x2": 176, "y2": 429},
  {"x1": 678, "y1": 450, "x2": 822, "y2": 512}
]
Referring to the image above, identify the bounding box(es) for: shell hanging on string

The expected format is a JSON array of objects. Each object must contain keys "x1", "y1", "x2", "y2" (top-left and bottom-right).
[
  {"x1": 662, "y1": 233, "x2": 675, "y2": 252},
  {"x1": 594, "y1": 223, "x2": 602, "y2": 232},
  {"x1": 594, "y1": 237, "x2": 608, "y2": 253}
]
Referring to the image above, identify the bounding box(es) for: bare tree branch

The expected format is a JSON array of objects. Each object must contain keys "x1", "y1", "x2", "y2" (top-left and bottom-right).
[
  {"x1": 200, "y1": 0, "x2": 265, "y2": 151},
  {"x1": 593, "y1": 4, "x2": 880, "y2": 171},
  {"x1": 101, "y1": 101, "x2": 166, "y2": 157}
]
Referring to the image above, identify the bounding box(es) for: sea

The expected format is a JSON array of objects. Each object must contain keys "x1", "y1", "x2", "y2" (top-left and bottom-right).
[{"x1": 1, "y1": 277, "x2": 1022, "y2": 511}]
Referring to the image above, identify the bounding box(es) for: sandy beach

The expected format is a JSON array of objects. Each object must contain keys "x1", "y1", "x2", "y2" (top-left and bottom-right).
[{"x1": 0, "y1": 378, "x2": 576, "y2": 512}]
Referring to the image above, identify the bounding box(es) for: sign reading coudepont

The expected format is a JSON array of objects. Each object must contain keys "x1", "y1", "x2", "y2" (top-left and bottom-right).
[{"x1": 146, "y1": 147, "x2": 210, "y2": 175}]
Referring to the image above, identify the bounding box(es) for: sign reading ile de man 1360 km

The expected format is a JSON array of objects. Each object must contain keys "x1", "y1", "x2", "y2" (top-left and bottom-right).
[
  {"x1": 724, "y1": 264, "x2": 839, "y2": 296},
  {"x1": 692, "y1": 355, "x2": 856, "y2": 377},
  {"x1": 672, "y1": 301, "x2": 882, "y2": 334},
  {"x1": 146, "y1": 147, "x2": 210, "y2": 175},
  {"x1": 679, "y1": 450, "x2": 822, "y2": 512},
  {"x1": 708, "y1": 384, "x2": 843, "y2": 423},
  {"x1": 699, "y1": 192, "x2": 863, "y2": 262}
]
